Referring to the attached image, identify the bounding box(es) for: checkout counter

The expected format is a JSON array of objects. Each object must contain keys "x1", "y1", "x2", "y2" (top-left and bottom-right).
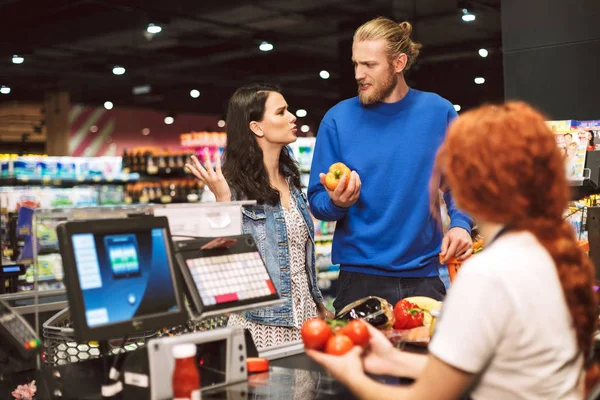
[{"x1": 0, "y1": 204, "x2": 408, "y2": 399}]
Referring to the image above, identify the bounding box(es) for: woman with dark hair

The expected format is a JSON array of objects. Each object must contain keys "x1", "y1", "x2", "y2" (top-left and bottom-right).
[
  {"x1": 186, "y1": 83, "x2": 333, "y2": 348},
  {"x1": 307, "y1": 102, "x2": 598, "y2": 399}
]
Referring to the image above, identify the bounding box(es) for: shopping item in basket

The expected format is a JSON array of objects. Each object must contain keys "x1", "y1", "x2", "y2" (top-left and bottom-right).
[{"x1": 335, "y1": 296, "x2": 395, "y2": 330}]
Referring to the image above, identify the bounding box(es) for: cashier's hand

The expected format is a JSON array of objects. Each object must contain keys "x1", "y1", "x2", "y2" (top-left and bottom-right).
[
  {"x1": 185, "y1": 149, "x2": 232, "y2": 202},
  {"x1": 440, "y1": 227, "x2": 473, "y2": 263},
  {"x1": 319, "y1": 171, "x2": 361, "y2": 208},
  {"x1": 306, "y1": 346, "x2": 365, "y2": 387},
  {"x1": 360, "y1": 322, "x2": 399, "y2": 376}
]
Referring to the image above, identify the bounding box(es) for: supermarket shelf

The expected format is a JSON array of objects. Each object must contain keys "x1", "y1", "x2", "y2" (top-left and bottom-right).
[
  {"x1": 315, "y1": 234, "x2": 334, "y2": 241},
  {"x1": 137, "y1": 166, "x2": 193, "y2": 178},
  {"x1": 0, "y1": 173, "x2": 140, "y2": 187},
  {"x1": 317, "y1": 271, "x2": 339, "y2": 280}
]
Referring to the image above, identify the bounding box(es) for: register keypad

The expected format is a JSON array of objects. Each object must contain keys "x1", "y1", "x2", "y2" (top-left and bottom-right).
[{"x1": 186, "y1": 252, "x2": 276, "y2": 306}]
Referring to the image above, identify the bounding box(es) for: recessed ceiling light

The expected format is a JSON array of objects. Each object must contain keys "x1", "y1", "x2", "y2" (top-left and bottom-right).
[
  {"x1": 462, "y1": 9, "x2": 476, "y2": 22},
  {"x1": 104, "y1": 101, "x2": 113, "y2": 110},
  {"x1": 296, "y1": 109, "x2": 307, "y2": 118},
  {"x1": 0, "y1": 86, "x2": 11, "y2": 95},
  {"x1": 478, "y1": 48, "x2": 489, "y2": 58},
  {"x1": 259, "y1": 41, "x2": 274, "y2": 52},
  {"x1": 300, "y1": 125, "x2": 310, "y2": 133},
  {"x1": 132, "y1": 84, "x2": 151, "y2": 95},
  {"x1": 112, "y1": 65, "x2": 126, "y2": 75},
  {"x1": 190, "y1": 89, "x2": 200, "y2": 98},
  {"x1": 453, "y1": 104, "x2": 462, "y2": 112},
  {"x1": 319, "y1": 70, "x2": 330, "y2": 79},
  {"x1": 147, "y1": 23, "x2": 162, "y2": 34},
  {"x1": 217, "y1": 120, "x2": 226, "y2": 128},
  {"x1": 142, "y1": 128, "x2": 150, "y2": 135},
  {"x1": 474, "y1": 77, "x2": 485, "y2": 85},
  {"x1": 164, "y1": 116, "x2": 174, "y2": 125},
  {"x1": 12, "y1": 55, "x2": 24, "y2": 64}
]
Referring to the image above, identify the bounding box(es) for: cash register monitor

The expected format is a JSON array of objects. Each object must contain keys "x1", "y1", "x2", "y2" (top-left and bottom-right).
[{"x1": 57, "y1": 216, "x2": 186, "y2": 342}]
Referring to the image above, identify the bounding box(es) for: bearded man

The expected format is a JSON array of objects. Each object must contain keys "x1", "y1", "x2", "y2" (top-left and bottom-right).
[{"x1": 307, "y1": 17, "x2": 473, "y2": 313}]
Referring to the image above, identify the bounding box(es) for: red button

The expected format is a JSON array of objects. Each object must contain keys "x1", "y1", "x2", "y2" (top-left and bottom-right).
[
  {"x1": 266, "y1": 280, "x2": 276, "y2": 294},
  {"x1": 215, "y1": 293, "x2": 239, "y2": 303}
]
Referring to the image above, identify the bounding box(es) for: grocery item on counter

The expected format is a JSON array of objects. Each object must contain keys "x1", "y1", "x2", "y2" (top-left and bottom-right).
[{"x1": 335, "y1": 296, "x2": 395, "y2": 330}]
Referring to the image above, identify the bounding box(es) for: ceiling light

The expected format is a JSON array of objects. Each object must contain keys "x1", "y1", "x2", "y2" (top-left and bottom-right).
[
  {"x1": 453, "y1": 104, "x2": 462, "y2": 112},
  {"x1": 112, "y1": 65, "x2": 126, "y2": 75},
  {"x1": 217, "y1": 120, "x2": 226, "y2": 128},
  {"x1": 142, "y1": 128, "x2": 150, "y2": 136},
  {"x1": 300, "y1": 125, "x2": 310, "y2": 133},
  {"x1": 474, "y1": 77, "x2": 485, "y2": 85},
  {"x1": 12, "y1": 55, "x2": 24, "y2": 64},
  {"x1": 462, "y1": 9, "x2": 476, "y2": 22},
  {"x1": 164, "y1": 116, "x2": 174, "y2": 125},
  {"x1": 296, "y1": 109, "x2": 307, "y2": 118},
  {"x1": 478, "y1": 48, "x2": 489, "y2": 58},
  {"x1": 190, "y1": 89, "x2": 200, "y2": 98},
  {"x1": 0, "y1": 86, "x2": 11, "y2": 95},
  {"x1": 259, "y1": 41, "x2": 274, "y2": 52},
  {"x1": 147, "y1": 23, "x2": 162, "y2": 34},
  {"x1": 104, "y1": 101, "x2": 113, "y2": 110},
  {"x1": 319, "y1": 70, "x2": 330, "y2": 79},
  {"x1": 133, "y1": 84, "x2": 151, "y2": 95}
]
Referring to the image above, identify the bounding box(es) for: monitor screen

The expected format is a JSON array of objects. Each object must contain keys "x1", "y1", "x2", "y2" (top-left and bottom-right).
[
  {"x1": 57, "y1": 216, "x2": 186, "y2": 341},
  {"x1": 71, "y1": 228, "x2": 179, "y2": 327}
]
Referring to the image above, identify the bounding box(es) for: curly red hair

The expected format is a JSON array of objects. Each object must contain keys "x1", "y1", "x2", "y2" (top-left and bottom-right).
[{"x1": 433, "y1": 101, "x2": 597, "y2": 385}]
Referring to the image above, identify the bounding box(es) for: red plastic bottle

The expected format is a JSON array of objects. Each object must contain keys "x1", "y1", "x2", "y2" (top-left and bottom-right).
[{"x1": 172, "y1": 343, "x2": 201, "y2": 400}]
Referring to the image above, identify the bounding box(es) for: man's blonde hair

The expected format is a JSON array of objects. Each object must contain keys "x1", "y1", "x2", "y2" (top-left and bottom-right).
[{"x1": 353, "y1": 17, "x2": 422, "y2": 70}]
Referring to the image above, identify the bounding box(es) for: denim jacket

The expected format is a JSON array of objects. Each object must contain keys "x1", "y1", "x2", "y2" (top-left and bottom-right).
[{"x1": 238, "y1": 184, "x2": 324, "y2": 327}]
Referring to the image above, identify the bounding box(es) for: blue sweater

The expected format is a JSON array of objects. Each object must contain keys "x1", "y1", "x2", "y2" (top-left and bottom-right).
[{"x1": 307, "y1": 88, "x2": 472, "y2": 278}]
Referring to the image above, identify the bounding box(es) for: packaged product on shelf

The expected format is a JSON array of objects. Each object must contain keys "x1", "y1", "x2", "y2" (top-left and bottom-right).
[
  {"x1": 58, "y1": 156, "x2": 77, "y2": 179},
  {"x1": 13, "y1": 156, "x2": 38, "y2": 177},
  {"x1": 40, "y1": 157, "x2": 60, "y2": 177},
  {"x1": 0, "y1": 154, "x2": 13, "y2": 177}
]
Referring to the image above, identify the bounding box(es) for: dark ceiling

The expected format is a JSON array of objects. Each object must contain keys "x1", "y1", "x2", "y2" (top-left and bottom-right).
[{"x1": 0, "y1": 0, "x2": 503, "y2": 129}]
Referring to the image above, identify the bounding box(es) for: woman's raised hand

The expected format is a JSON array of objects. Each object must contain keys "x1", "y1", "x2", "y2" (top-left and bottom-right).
[{"x1": 185, "y1": 150, "x2": 232, "y2": 202}]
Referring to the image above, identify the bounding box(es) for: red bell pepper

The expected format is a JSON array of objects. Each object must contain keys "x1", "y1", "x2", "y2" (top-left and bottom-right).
[{"x1": 393, "y1": 300, "x2": 424, "y2": 329}]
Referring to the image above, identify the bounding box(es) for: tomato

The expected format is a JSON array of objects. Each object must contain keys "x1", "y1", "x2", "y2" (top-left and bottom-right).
[
  {"x1": 325, "y1": 162, "x2": 351, "y2": 191},
  {"x1": 393, "y1": 300, "x2": 424, "y2": 330},
  {"x1": 301, "y1": 318, "x2": 333, "y2": 350},
  {"x1": 341, "y1": 320, "x2": 370, "y2": 346},
  {"x1": 324, "y1": 334, "x2": 354, "y2": 355}
]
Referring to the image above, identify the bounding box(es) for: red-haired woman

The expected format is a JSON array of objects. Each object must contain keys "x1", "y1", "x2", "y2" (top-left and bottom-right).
[{"x1": 308, "y1": 102, "x2": 598, "y2": 399}]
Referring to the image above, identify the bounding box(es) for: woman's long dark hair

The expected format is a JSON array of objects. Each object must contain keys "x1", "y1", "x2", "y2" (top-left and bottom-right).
[{"x1": 222, "y1": 83, "x2": 301, "y2": 205}]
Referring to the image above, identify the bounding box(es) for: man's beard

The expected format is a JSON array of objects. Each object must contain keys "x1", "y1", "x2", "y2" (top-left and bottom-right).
[{"x1": 357, "y1": 71, "x2": 397, "y2": 105}]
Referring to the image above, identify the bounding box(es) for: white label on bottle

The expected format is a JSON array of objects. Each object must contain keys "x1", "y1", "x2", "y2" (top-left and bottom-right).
[
  {"x1": 124, "y1": 372, "x2": 149, "y2": 388},
  {"x1": 174, "y1": 390, "x2": 201, "y2": 400}
]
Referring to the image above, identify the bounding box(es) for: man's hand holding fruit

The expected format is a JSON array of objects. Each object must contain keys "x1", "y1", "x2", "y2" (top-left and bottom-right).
[{"x1": 319, "y1": 162, "x2": 361, "y2": 208}]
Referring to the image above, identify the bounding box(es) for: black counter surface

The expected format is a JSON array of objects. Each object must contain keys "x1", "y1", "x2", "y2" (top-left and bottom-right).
[{"x1": 0, "y1": 352, "x2": 407, "y2": 399}]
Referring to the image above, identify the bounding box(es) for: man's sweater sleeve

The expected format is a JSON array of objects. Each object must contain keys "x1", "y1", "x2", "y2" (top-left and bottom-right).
[
  {"x1": 442, "y1": 188, "x2": 473, "y2": 233},
  {"x1": 442, "y1": 106, "x2": 472, "y2": 232},
  {"x1": 307, "y1": 118, "x2": 349, "y2": 221}
]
